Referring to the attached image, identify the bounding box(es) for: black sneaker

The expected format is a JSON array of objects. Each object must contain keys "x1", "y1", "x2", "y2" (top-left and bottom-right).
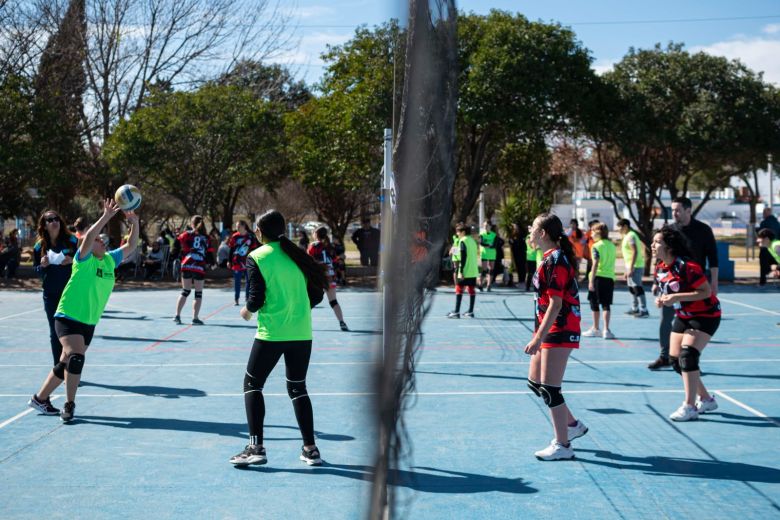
[
  {"x1": 339, "y1": 321, "x2": 349, "y2": 331},
  {"x1": 300, "y1": 446, "x2": 322, "y2": 466},
  {"x1": 625, "y1": 309, "x2": 638, "y2": 316},
  {"x1": 28, "y1": 394, "x2": 59, "y2": 415},
  {"x1": 60, "y1": 401, "x2": 75, "y2": 422},
  {"x1": 229, "y1": 445, "x2": 267, "y2": 466},
  {"x1": 192, "y1": 318, "x2": 204, "y2": 325},
  {"x1": 446, "y1": 311, "x2": 460, "y2": 319},
  {"x1": 173, "y1": 315, "x2": 181, "y2": 325},
  {"x1": 634, "y1": 310, "x2": 649, "y2": 319},
  {"x1": 648, "y1": 357, "x2": 671, "y2": 370}
]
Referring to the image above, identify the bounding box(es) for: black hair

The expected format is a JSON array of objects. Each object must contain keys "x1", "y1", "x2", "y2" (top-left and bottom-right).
[
  {"x1": 672, "y1": 197, "x2": 692, "y2": 210},
  {"x1": 656, "y1": 225, "x2": 692, "y2": 259},
  {"x1": 536, "y1": 213, "x2": 577, "y2": 267},
  {"x1": 258, "y1": 210, "x2": 328, "y2": 290},
  {"x1": 192, "y1": 215, "x2": 207, "y2": 235},
  {"x1": 617, "y1": 218, "x2": 631, "y2": 229},
  {"x1": 237, "y1": 220, "x2": 250, "y2": 232},
  {"x1": 315, "y1": 226, "x2": 330, "y2": 242},
  {"x1": 758, "y1": 228, "x2": 776, "y2": 241}
]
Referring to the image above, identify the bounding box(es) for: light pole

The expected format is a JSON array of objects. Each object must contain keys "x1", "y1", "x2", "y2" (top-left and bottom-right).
[{"x1": 769, "y1": 154, "x2": 774, "y2": 210}]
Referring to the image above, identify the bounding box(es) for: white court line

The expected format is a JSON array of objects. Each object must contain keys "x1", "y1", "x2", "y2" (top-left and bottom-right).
[
  {"x1": 0, "y1": 309, "x2": 40, "y2": 322},
  {"x1": 714, "y1": 390, "x2": 780, "y2": 427},
  {"x1": 0, "y1": 396, "x2": 60, "y2": 429},
  {"x1": 2, "y1": 358, "x2": 780, "y2": 368},
  {"x1": 718, "y1": 297, "x2": 780, "y2": 317}
]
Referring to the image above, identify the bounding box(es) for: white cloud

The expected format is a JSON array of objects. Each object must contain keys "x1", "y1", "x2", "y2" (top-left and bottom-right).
[
  {"x1": 592, "y1": 58, "x2": 617, "y2": 76},
  {"x1": 290, "y1": 5, "x2": 337, "y2": 19},
  {"x1": 693, "y1": 36, "x2": 780, "y2": 86},
  {"x1": 763, "y1": 23, "x2": 780, "y2": 34}
]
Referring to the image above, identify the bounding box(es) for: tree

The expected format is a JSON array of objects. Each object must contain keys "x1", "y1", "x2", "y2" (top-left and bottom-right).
[
  {"x1": 217, "y1": 60, "x2": 311, "y2": 111},
  {"x1": 105, "y1": 84, "x2": 287, "y2": 231},
  {"x1": 0, "y1": 74, "x2": 35, "y2": 217}
]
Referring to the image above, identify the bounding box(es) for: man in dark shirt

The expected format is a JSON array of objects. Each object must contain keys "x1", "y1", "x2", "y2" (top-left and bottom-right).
[
  {"x1": 648, "y1": 196, "x2": 719, "y2": 370},
  {"x1": 351, "y1": 218, "x2": 380, "y2": 266},
  {"x1": 757, "y1": 208, "x2": 780, "y2": 285}
]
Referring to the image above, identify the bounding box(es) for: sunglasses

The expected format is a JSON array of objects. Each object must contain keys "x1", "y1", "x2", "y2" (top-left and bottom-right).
[{"x1": 45, "y1": 216, "x2": 60, "y2": 223}]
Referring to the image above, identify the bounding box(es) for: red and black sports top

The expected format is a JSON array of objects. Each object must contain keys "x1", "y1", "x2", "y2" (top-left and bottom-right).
[
  {"x1": 533, "y1": 248, "x2": 582, "y2": 347},
  {"x1": 655, "y1": 257, "x2": 721, "y2": 319}
]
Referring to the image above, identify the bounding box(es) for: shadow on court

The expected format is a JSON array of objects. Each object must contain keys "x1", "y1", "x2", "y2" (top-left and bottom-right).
[
  {"x1": 238, "y1": 463, "x2": 537, "y2": 494},
  {"x1": 698, "y1": 412, "x2": 780, "y2": 428},
  {"x1": 101, "y1": 315, "x2": 150, "y2": 321},
  {"x1": 98, "y1": 335, "x2": 186, "y2": 343},
  {"x1": 576, "y1": 449, "x2": 780, "y2": 483},
  {"x1": 415, "y1": 370, "x2": 651, "y2": 387},
  {"x1": 77, "y1": 416, "x2": 355, "y2": 442},
  {"x1": 702, "y1": 372, "x2": 780, "y2": 381},
  {"x1": 79, "y1": 381, "x2": 206, "y2": 398}
]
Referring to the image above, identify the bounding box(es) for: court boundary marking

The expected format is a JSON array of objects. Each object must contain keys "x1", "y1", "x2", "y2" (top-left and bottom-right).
[{"x1": 714, "y1": 390, "x2": 780, "y2": 427}]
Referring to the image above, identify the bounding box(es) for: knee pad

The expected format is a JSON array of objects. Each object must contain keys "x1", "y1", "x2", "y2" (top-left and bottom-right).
[
  {"x1": 329, "y1": 299, "x2": 338, "y2": 308},
  {"x1": 670, "y1": 356, "x2": 681, "y2": 375},
  {"x1": 181, "y1": 288, "x2": 191, "y2": 297},
  {"x1": 52, "y1": 361, "x2": 66, "y2": 379},
  {"x1": 466, "y1": 286, "x2": 476, "y2": 296},
  {"x1": 454, "y1": 284, "x2": 463, "y2": 295},
  {"x1": 540, "y1": 384, "x2": 565, "y2": 408},
  {"x1": 634, "y1": 286, "x2": 645, "y2": 296},
  {"x1": 286, "y1": 379, "x2": 308, "y2": 400},
  {"x1": 679, "y1": 346, "x2": 701, "y2": 372},
  {"x1": 66, "y1": 353, "x2": 85, "y2": 375},
  {"x1": 628, "y1": 286, "x2": 636, "y2": 296},
  {"x1": 243, "y1": 371, "x2": 263, "y2": 393},
  {"x1": 194, "y1": 291, "x2": 203, "y2": 300},
  {"x1": 527, "y1": 379, "x2": 541, "y2": 397}
]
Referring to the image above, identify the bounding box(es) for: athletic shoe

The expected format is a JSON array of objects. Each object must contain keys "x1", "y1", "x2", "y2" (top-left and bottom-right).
[
  {"x1": 602, "y1": 329, "x2": 616, "y2": 340},
  {"x1": 173, "y1": 315, "x2": 181, "y2": 325},
  {"x1": 339, "y1": 321, "x2": 349, "y2": 331},
  {"x1": 463, "y1": 311, "x2": 475, "y2": 318},
  {"x1": 534, "y1": 440, "x2": 574, "y2": 461},
  {"x1": 28, "y1": 394, "x2": 59, "y2": 415},
  {"x1": 300, "y1": 446, "x2": 323, "y2": 466},
  {"x1": 446, "y1": 311, "x2": 460, "y2": 319},
  {"x1": 647, "y1": 356, "x2": 672, "y2": 370},
  {"x1": 192, "y1": 318, "x2": 204, "y2": 325},
  {"x1": 486, "y1": 286, "x2": 492, "y2": 292},
  {"x1": 568, "y1": 420, "x2": 589, "y2": 441},
  {"x1": 625, "y1": 309, "x2": 638, "y2": 316},
  {"x1": 669, "y1": 403, "x2": 698, "y2": 422},
  {"x1": 634, "y1": 309, "x2": 650, "y2": 319},
  {"x1": 581, "y1": 327, "x2": 600, "y2": 337},
  {"x1": 229, "y1": 445, "x2": 267, "y2": 466},
  {"x1": 695, "y1": 396, "x2": 718, "y2": 414},
  {"x1": 60, "y1": 401, "x2": 75, "y2": 423},
  {"x1": 234, "y1": 300, "x2": 240, "y2": 306}
]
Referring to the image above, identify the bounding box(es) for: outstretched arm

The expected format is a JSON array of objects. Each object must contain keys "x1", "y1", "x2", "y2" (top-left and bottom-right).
[
  {"x1": 118, "y1": 211, "x2": 140, "y2": 261},
  {"x1": 78, "y1": 199, "x2": 121, "y2": 260}
]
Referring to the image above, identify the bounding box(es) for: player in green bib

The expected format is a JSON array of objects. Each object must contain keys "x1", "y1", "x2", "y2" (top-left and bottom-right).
[
  {"x1": 757, "y1": 228, "x2": 780, "y2": 278},
  {"x1": 584, "y1": 222, "x2": 617, "y2": 340},
  {"x1": 618, "y1": 219, "x2": 649, "y2": 318},
  {"x1": 230, "y1": 210, "x2": 328, "y2": 467},
  {"x1": 479, "y1": 221, "x2": 497, "y2": 291},
  {"x1": 450, "y1": 230, "x2": 462, "y2": 285},
  {"x1": 28, "y1": 199, "x2": 138, "y2": 422},
  {"x1": 524, "y1": 233, "x2": 538, "y2": 291},
  {"x1": 447, "y1": 223, "x2": 479, "y2": 318}
]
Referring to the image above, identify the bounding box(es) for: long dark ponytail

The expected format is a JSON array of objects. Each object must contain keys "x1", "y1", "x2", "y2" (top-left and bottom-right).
[
  {"x1": 257, "y1": 210, "x2": 328, "y2": 290},
  {"x1": 536, "y1": 212, "x2": 578, "y2": 267}
]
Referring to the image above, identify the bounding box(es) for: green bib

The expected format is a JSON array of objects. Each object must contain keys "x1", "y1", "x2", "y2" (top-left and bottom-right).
[
  {"x1": 249, "y1": 243, "x2": 312, "y2": 341},
  {"x1": 451, "y1": 234, "x2": 461, "y2": 262},
  {"x1": 460, "y1": 235, "x2": 479, "y2": 278},
  {"x1": 56, "y1": 252, "x2": 117, "y2": 325},
  {"x1": 526, "y1": 235, "x2": 537, "y2": 261},
  {"x1": 621, "y1": 230, "x2": 645, "y2": 269},
  {"x1": 479, "y1": 230, "x2": 497, "y2": 261},
  {"x1": 770, "y1": 240, "x2": 780, "y2": 265},
  {"x1": 592, "y1": 239, "x2": 616, "y2": 280}
]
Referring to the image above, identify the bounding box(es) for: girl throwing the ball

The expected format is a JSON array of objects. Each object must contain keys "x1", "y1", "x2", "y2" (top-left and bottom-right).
[{"x1": 28, "y1": 199, "x2": 139, "y2": 422}]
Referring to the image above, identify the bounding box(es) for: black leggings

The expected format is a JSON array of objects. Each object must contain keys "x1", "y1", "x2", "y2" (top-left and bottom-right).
[
  {"x1": 43, "y1": 291, "x2": 64, "y2": 365},
  {"x1": 244, "y1": 339, "x2": 315, "y2": 446}
]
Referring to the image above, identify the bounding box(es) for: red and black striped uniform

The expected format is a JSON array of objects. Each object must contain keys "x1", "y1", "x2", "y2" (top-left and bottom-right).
[
  {"x1": 533, "y1": 248, "x2": 582, "y2": 348},
  {"x1": 177, "y1": 230, "x2": 214, "y2": 275},
  {"x1": 655, "y1": 257, "x2": 721, "y2": 319}
]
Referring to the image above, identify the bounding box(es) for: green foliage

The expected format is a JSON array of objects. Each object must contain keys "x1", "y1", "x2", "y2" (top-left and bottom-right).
[
  {"x1": 217, "y1": 60, "x2": 312, "y2": 111},
  {"x1": 0, "y1": 74, "x2": 35, "y2": 218}
]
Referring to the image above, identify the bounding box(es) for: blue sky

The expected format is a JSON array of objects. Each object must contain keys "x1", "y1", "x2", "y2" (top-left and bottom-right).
[{"x1": 284, "y1": 0, "x2": 780, "y2": 86}]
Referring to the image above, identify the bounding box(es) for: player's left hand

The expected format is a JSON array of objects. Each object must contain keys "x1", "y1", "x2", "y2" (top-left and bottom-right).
[
  {"x1": 124, "y1": 210, "x2": 139, "y2": 222},
  {"x1": 524, "y1": 336, "x2": 541, "y2": 355},
  {"x1": 659, "y1": 294, "x2": 676, "y2": 306},
  {"x1": 239, "y1": 306, "x2": 252, "y2": 321}
]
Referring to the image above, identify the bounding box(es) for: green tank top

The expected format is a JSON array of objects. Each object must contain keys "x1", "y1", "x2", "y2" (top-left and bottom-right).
[
  {"x1": 451, "y1": 234, "x2": 461, "y2": 262},
  {"x1": 770, "y1": 240, "x2": 780, "y2": 264},
  {"x1": 526, "y1": 235, "x2": 536, "y2": 261},
  {"x1": 621, "y1": 230, "x2": 645, "y2": 269},
  {"x1": 592, "y1": 239, "x2": 616, "y2": 280},
  {"x1": 479, "y1": 230, "x2": 497, "y2": 261},
  {"x1": 56, "y1": 250, "x2": 120, "y2": 325},
  {"x1": 249, "y1": 243, "x2": 312, "y2": 341},
  {"x1": 460, "y1": 235, "x2": 479, "y2": 278}
]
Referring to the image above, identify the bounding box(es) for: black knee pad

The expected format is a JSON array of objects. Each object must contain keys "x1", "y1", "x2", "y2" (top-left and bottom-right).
[
  {"x1": 628, "y1": 286, "x2": 636, "y2": 296},
  {"x1": 540, "y1": 384, "x2": 565, "y2": 408},
  {"x1": 66, "y1": 353, "x2": 85, "y2": 375},
  {"x1": 243, "y1": 371, "x2": 263, "y2": 393},
  {"x1": 670, "y1": 356, "x2": 681, "y2": 375},
  {"x1": 181, "y1": 288, "x2": 191, "y2": 297},
  {"x1": 329, "y1": 299, "x2": 338, "y2": 308},
  {"x1": 634, "y1": 286, "x2": 645, "y2": 296},
  {"x1": 679, "y1": 346, "x2": 701, "y2": 373},
  {"x1": 527, "y1": 379, "x2": 541, "y2": 397},
  {"x1": 287, "y1": 379, "x2": 308, "y2": 400},
  {"x1": 52, "y1": 361, "x2": 66, "y2": 380},
  {"x1": 194, "y1": 291, "x2": 203, "y2": 300}
]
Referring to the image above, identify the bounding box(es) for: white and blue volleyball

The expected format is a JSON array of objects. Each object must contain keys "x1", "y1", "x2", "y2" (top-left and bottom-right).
[{"x1": 114, "y1": 184, "x2": 142, "y2": 211}]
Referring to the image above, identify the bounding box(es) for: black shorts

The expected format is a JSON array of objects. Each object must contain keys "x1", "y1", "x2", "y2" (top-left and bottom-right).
[
  {"x1": 182, "y1": 270, "x2": 205, "y2": 281},
  {"x1": 456, "y1": 277, "x2": 477, "y2": 287},
  {"x1": 588, "y1": 276, "x2": 614, "y2": 310},
  {"x1": 54, "y1": 317, "x2": 96, "y2": 346},
  {"x1": 672, "y1": 316, "x2": 721, "y2": 337}
]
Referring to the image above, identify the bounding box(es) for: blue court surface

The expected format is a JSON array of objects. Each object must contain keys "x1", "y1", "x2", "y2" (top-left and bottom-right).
[{"x1": 1, "y1": 284, "x2": 779, "y2": 519}]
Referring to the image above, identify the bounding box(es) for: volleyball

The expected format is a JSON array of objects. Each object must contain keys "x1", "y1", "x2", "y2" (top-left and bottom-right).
[{"x1": 114, "y1": 184, "x2": 142, "y2": 211}]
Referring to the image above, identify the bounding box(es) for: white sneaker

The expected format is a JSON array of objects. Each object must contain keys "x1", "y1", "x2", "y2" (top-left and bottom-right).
[
  {"x1": 569, "y1": 420, "x2": 589, "y2": 441},
  {"x1": 695, "y1": 397, "x2": 718, "y2": 414},
  {"x1": 669, "y1": 403, "x2": 698, "y2": 422},
  {"x1": 581, "y1": 328, "x2": 600, "y2": 337},
  {"x1": 602, "y1": 329, "x2": 615, "y2": 340},
  {"x1": 534, "y1": 440, "x2": 575, "y2": 461}
]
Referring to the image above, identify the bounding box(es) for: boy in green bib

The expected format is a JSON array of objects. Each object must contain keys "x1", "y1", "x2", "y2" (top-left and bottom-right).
[
  {"x1": 583, "y1": 222, "x2": 617, "y2": 340},
  {"x1": 618, "y1": 219, "x2": 649, "y2": 318},
  {"x1": 479, "y1": 221, "x2": 497, "y2": 291},
  {"x1": 447, "y1": 223, "x2": 479, "y2": 318},
  {"x1": 28, "y1": 199, "x2": 139, "y2": 422}
]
